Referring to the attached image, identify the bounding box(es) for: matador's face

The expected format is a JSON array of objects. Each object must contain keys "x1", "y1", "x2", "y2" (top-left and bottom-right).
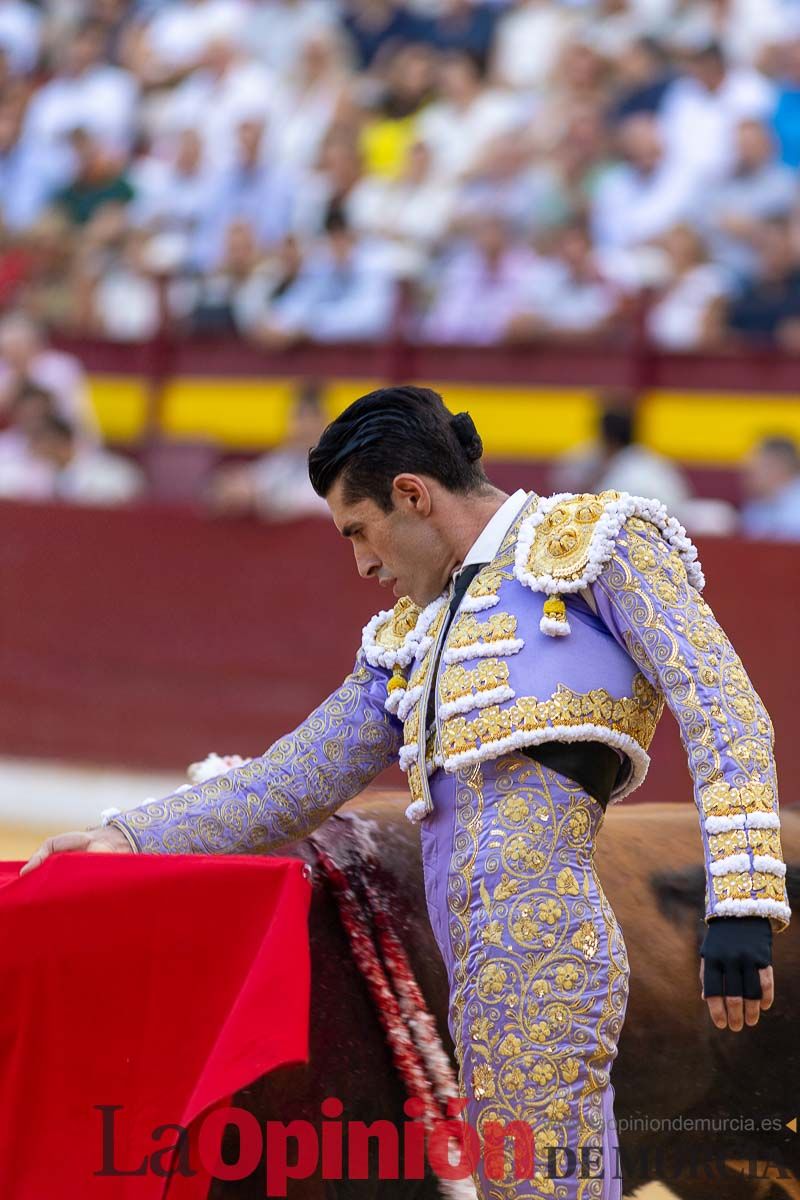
[{"x1": 326, "y1": 475, "x2": 455, "y2": 607}]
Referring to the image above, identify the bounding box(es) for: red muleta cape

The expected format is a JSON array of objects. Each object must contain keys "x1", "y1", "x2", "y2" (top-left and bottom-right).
[{"x1": 0, "y1": 853, "x2": 311, "y2": 1199}]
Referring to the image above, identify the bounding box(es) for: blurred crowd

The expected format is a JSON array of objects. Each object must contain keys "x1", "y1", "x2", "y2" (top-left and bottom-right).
[
  {"x1": 2, "y1": 0, "x2": 800, "y2": 536},
  {"x1": 2, "y1": 0, "x2": 800, "y2": 347}
]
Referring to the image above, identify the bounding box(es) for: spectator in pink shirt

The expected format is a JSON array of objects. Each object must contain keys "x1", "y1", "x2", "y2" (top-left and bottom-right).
[
  {"x1": 418, "y1": 214, "x2": 547, "y2": 344},
  {"x1": 0, "y1": 313, "x2": 99, "y2": 443}
]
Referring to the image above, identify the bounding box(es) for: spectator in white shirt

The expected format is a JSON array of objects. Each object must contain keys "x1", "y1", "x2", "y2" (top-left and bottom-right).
[
  {"x1": 663, "y1": 0, "x2": 785, "y2": 69},
  {"x1": 490, "y1": 0, "x2": 578, "y2": 92},
  {"x1": 129, "y1": 127, "x2": 217, "y2": 269},
  {"x1": 507, "y1": 221, "x2": 620, "y2": 340},
  {"x1": 135, "y1": 0, "x2": 250, "y2": 82},
  {"x1": 552, "y1": 401, "x2": 691, "y2": 515},
  {"x1": 0, "y1": 0, "x2": 41, "y2": 75},
  {"x1": 292, "y1": 128, "x2": 364, "y2": 238},
  {"x1": 0, "y1": 411, "x2": 145, "y2": 505},
  {"x1": 272, "y1": 28, "x2": 350, "y2": 169},
  {"x1": 704, "y1": 119, "x2": 798, "y2": 283},
  {"x1": 417, "y1": 50, "x2": 524, "y2": 181},
  {"x1": 258, "y1": 212, "x2": 398, "y2": 346},
  {"x1": 85, "y1": 229, "x2": 162, "y2": 342},
  {"x1": 246, "y1": 0, "x2": 338, "y2": 79},
  {"x1": 0, "y1": 99, "x2": 74, "y2": 232},
  {"x1": 348, "y1": 140, "x2": 455, "y2": 265},
  {"x1": 657, "y1": 40, "x2": 776, "y2": 184},
  {"x1": 164, "y1": 35, "x2": 283, "y2": 171},
  {"x1": 207, "y1": 382, "x2": 330, "y2": 520},
  {"x1": 183, "y1": 218, "x2": 276, "y2": 335},
  {"x1": 21, "y1": 19, "x2": 138, "y2": 156},
  {"x1": 591, "y1": 113, "x2": 702, "y2": 249},
  {"x1": 189, "y1": 117, "x2": 297, "y2": 272},
  {"x1": 646, "y1": 223, "x2": 731, "y2": 349},
  {"x1": 577, "y1": 0, "x2": 661, "y2": 60},
  {"x1": 0, "y1": 314, "x2": 98, "y2": 442}
]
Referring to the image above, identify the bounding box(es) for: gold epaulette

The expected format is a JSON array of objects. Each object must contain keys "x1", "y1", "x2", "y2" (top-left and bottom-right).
[{"x1": 514, "y1": 490, "x2": 704, "y2": 636}]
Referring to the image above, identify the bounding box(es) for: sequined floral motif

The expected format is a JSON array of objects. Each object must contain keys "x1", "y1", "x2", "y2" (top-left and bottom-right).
[
  {"x1": 700, "y1": 780, "x2": 775, "y2": 818},
  {"x1": 468, "y1": 569, "x2": 505, "y2": 598},
  {"x1": 440, "y1": 659, "x2": 511, "y2": 704},
  {"x1": 524, "y1": 495, "x2": 608, "y2": 582},
  {"x1": 439, "y1": 678, "x2": 662, "y2": 765},
  {"x1": 448, "y1": 612, "x2": 519, "y2": 651},
  {"x1": 373, "y1": 595, "x2": 422, "y2": 652}
]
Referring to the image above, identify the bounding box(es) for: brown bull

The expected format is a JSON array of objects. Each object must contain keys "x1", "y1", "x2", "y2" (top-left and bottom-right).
[{"x1": 210, "y1": 799, "x2": 800, "y2": 1200}]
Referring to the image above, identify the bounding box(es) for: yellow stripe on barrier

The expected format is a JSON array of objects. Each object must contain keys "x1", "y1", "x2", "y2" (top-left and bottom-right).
[
  {"x1": 87, "y1": 375, "x2": 800, "y2": 465},
  {"x1": 87, "y1": 376, "x2": 150, "y2": 442},
  {"x1": 639, "y1": 391, "x2": 800, "y2": 464},
  {"x1": 88, "y1": 376, "x2": 601, "y2": 454},
  {"x1": 160, "y1": 378, "x2": 298, "y2": 447},
  {"x1": 428, "y1": 384, "x2": 597, "y2": 457}
]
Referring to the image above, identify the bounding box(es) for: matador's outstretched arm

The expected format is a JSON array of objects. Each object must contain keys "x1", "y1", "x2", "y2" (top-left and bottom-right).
[{"x1": 109, "y1": 654, "x2": 402, "y2": 854}]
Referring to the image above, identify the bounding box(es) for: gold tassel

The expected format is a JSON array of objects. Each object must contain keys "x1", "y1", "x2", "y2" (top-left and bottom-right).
[
  {"x1": 387, "y1": 667, "x2": 408, "y2": 694},
  {"x1": 540, "y1": 593, "x2": 571, "y2": 637},
  {"x1": 543, "y1": 595, "x2": 567, "y2": 622}
]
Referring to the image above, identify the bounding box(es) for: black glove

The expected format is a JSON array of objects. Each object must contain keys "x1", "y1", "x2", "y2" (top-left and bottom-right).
[{"x1": 700, "y1": 916, "x2": 772, "y2": 1000}]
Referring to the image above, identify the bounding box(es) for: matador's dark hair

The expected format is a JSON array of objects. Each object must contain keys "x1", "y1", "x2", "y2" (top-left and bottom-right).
[{"x1": 308, "y1": 386, "x2": 489, "y2": 511}]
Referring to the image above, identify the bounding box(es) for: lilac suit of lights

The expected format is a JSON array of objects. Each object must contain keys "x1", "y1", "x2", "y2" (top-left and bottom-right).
[{"x1": 112, "y1": 491, "x2": 791, "y2": 1199}]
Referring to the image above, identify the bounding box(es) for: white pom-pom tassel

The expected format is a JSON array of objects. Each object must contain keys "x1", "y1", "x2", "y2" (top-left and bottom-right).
[
  {"x1": 540, "y1": 594, "x2": 571, "y2": 637},
  {"x1": 186, "y1": 752, "x2": 249, "y2": 784},
  {"x1": 540, "y1": 615, "x2": 571, "y2": 637},
  {"x1": 405, "y1": 799, "x2": 430, "y2": 822}
]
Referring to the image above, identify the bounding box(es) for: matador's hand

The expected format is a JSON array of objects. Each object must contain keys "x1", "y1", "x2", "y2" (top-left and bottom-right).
[
  {"x1": 700, "y1": 916, "x2": 774, "y2": 1031},
  {"x1": 20, "y1": 826, "x2": 133, "y2": 876}
]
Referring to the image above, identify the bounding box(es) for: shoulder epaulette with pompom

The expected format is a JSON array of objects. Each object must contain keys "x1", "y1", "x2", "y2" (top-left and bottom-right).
[
  {"x1": 514, "y1": 490, "x2": 705, "y2": 637},
  {"x1": 362, "y1": 593, "x2": 448, "y2": 715}
]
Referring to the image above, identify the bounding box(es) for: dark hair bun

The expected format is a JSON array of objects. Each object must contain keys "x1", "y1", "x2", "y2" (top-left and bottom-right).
[{"x1": 451, "y1": 411, "x2": 483, "y2": 462}]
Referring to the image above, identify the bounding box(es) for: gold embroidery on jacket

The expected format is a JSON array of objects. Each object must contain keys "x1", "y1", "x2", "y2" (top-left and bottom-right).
[
  {"x1": 709, "y1": 829, "x2": 747, "y2": 859},
  {"x1": 449, "y1": 611, "x2": 519, "y2": 651},
  {"x1": 700, "y1": 780, "x2": 776, "y2": 817},
  {"x1": 439, "y1": 678, "x2": 662, "y2": 760},
  {"x1": 524, "y1": 492, "x2": 618, "y2": 583},
  {"x1": 467, "y1": 568, "x2": 505, "y2": 598},
  {"x1": 440, "y1": 659, "x2": 511, "y2": 705},
  {"x1": 374, "y1": 595, "x2": 423, "y2": 652}
]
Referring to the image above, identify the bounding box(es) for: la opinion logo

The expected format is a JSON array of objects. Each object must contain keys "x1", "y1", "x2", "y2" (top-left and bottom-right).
[{"x1": 93, "y1": 1097, "x2": 589, "y2": 1194}]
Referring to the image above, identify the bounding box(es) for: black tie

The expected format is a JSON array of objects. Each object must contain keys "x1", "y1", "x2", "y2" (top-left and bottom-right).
[
  {"x1": 448, "y1": 561, "x2": 486, "y2": 618},
  {"x1": 425, "y1": 562, "x2": 488, "y2": 734}
]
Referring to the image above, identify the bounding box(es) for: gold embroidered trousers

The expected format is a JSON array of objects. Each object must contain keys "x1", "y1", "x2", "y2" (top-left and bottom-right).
[{"x1": 421, "y1": 752, "x2": 628, "y2": 1199}]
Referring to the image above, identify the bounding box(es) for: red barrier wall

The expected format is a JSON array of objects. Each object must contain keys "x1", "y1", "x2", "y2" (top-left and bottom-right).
[{"x1": 0, "y1": 500, "x2": 797, "y2": 807}]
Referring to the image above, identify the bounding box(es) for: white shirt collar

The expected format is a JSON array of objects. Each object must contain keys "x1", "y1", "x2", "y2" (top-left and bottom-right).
[{"x1": 455, "y1": 489, "x2": 530, "y2": 579}]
